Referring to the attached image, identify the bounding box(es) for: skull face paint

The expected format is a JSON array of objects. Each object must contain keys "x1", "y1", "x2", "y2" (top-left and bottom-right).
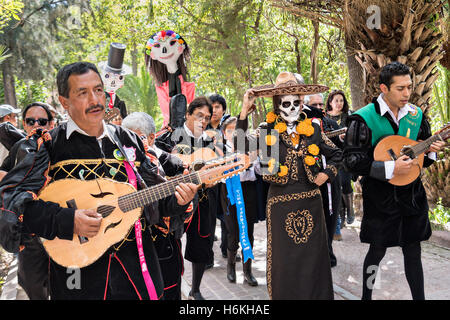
[
  {"x1": 278, "y1": 95, "x2": 302, "y2": 125},
  {"x1": 102, "y1": 71, "x2": 125, "y2": 92},
  {"x1": 147, "y1": 30, "x2": 185, "y2": 74}
]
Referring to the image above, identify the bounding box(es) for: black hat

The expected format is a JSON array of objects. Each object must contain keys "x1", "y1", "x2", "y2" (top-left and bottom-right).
[{"x1": 99, "y1": 43, "x2": 132, "y2": 75}]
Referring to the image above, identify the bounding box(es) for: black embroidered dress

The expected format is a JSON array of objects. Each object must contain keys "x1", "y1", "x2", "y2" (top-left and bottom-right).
[{"x1": 236, "y1": 117, "x2": 342, "y2": 299}]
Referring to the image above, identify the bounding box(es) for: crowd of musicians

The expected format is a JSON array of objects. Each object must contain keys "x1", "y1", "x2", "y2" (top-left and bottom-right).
[{"x1": 0, "y1": 58, "x2": 446, "y2": 300}]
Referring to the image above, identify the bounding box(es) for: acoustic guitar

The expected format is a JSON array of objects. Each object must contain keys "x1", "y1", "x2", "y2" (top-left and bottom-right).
[
  {"x1": 373, "y1": 124, "x2": 449, "y2": 186},
  {"x1": 39, "y1": 153, "x2": 250, "y2": 268}
]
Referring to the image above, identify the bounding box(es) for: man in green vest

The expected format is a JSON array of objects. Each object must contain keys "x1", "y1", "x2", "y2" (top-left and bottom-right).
[{"x1": 343, "y1": 62, "x2": 445, "y2": 300}]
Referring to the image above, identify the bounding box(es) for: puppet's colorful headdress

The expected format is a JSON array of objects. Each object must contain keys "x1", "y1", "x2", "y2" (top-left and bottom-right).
[{"x1": 145, "y1": 30, "x2": 185, "y2": 55}]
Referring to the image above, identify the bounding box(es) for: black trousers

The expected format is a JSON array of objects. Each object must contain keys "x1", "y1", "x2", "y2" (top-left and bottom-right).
[
  {"x1": 152, "y1": 227, "x2": 183, "y2": 300},
  {"x1": 221, "y1": 181, "x2": 257, "y2": 253},
  {"x1": 18, "y1": 236, "x2": 49, "y2": 300},
  {"x1": 320, "y1": 180, "x2": 341, "y2": 265}
]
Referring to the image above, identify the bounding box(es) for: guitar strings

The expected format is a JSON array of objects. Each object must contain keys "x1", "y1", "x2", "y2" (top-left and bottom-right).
[
  {"x1": 91, "y1": 157, "x2": 245, "y2": 213},
  {"x1": 116, "y1": 156, "x2": 246, "y2": 211},
  {"x1": 118, "y1": 160, "x2": 244, "y2": 211}
]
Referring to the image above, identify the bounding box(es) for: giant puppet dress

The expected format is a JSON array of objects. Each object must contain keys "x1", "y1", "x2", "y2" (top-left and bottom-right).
[
  {"x1": 236, "y1": 112, "x2": 342, "y2": 299},
  {"x1": 145, "y1": 30, "x2": 195, "y2": 152}
]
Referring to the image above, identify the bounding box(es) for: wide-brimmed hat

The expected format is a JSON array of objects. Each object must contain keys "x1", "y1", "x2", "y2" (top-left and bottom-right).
[
  {"x1": 98, "y1": 43, "x2": 132, "y2": 75},
  {"x1": 250, "y1": 72, "x2": 329, "y2": 97},
  {"x1": 0, "y1": 104, "x2": 21, "y2": 117}
]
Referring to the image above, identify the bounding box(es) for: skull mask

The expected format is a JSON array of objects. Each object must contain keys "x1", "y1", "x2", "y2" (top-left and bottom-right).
[
  {"x1": 278, "y1": 95, "x2": 302, "y2": 126},
  {"x1": 102, "y1": 71, "x2": 125, "y2": 93},
  {"x1": 150, "y1": 36, "x2": 185, "y2": 74}
]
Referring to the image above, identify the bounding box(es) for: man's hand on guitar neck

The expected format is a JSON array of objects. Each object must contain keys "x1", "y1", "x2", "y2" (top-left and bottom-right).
[
  {"x1": 74, "y1": 209, "x2": 102, "y2": 238},
  {"x1": 175, "y1": 182, "x2": 198, "y2": 206},
  {"x1": 427, "y1": 140, "x2": 446, "y2": 153}
]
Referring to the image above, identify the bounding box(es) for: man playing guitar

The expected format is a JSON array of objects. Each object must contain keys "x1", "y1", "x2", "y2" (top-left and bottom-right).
[
  {"x1": 0, "y1": 62, "x2": 197, "y2": 300},
  {"x1": 343, "y1": 62, "x2": 446, "y2": 300}
]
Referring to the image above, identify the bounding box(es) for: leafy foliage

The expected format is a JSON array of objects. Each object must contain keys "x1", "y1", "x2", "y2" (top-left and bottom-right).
[
  {"x1": 0, "y1": 0, "x2": 23, "y2": 33},
  {"x1": 116, "y1": 65, "x2": 163, "y2": 129}
]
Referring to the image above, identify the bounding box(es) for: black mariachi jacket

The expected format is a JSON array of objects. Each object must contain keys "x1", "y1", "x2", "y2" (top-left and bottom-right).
[
  {"x1": 343, "y1": 98, "x2": 434, "y2": 216},
  {"x1": 0, "y1": 123, "x2": 189, "y2": 253}
]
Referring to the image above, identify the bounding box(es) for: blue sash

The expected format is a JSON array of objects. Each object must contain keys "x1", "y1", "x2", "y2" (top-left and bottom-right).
[{"x1": 225, "y1": 173, "x2": 254, "y2": 263}]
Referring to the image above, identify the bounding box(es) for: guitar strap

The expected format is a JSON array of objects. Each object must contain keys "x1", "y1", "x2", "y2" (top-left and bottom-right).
[
  {"x1": 106, "y1": 124, "x2": 148, "y2": 188},
  {"x1": 105, "y1": 124, "x2": 158, "y2": 300}
]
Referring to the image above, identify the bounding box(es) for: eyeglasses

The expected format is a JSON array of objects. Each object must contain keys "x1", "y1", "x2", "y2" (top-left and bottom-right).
[
  {"x1": 193, "y1": 113, "x2": 211, "y2": 122},
  {"x1": 281, "y1": 100, "x2": 301, "y2": 108},
  {"x1": 310, "y1": 103, "x2": 324, "y2": 108},
  {"x1": 25, "y1": 118, "x2": 49, "y2": 126}
]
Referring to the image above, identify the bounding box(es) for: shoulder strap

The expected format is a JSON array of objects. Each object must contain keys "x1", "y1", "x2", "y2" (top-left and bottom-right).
[{"x1": 105, "y1": 124, "x2": 148, "y2": 188}]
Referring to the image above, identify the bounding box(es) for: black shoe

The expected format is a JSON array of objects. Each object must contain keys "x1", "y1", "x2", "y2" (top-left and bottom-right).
[
  {"x1": 227, "y1": 250, "x2": 237, "y2": 283},
  {"x1": 222, "y1": 251, "x2": 227, "y2": 259},
  {"x1": 205, "y1": 263, "x2": 214, "y2": 270},
  {"x1": 188, "y1": 290, "x2": 205, "y2": 300},
  {"x1": 243, "y1": 260, "x2": 258, "y2": 286}
]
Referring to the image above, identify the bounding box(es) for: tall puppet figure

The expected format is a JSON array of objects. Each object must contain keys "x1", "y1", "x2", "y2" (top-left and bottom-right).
[
  {"x1": 144, "y1": 30, "x2": 195, "y2": 152},
  {"x1": 99, "y1": 42, "x2": 132, "y2": 124}
]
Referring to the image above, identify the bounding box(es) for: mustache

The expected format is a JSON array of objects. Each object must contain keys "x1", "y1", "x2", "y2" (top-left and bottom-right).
[{"x1": 85, "y1": 104, "x2": 105, "y2": 114}]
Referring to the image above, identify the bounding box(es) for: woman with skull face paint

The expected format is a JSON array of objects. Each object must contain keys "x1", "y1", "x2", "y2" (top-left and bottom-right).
[{"x1": 236, "y1": 72, "x2": 342, "y2": 299}]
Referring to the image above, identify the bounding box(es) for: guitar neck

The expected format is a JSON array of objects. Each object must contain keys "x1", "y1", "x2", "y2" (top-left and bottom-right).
[
  {"x1": 325, "y1": 128, "x2": 346, "y2": 138},
  {"x1": 411, "y1": 133, "x2": 443, "y2": 156},
  {"x1": 117, "y1": 172, "x2": 201, "y2": 212}
]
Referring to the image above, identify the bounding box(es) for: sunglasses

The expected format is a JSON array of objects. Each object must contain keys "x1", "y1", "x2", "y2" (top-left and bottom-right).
[
  {"x1": 281, "y1": 100, "x2": 301, "y2": 108},
  {"x1": 25, "y1": 118, "x2": 49, "y2": 126},
  {"x1": 310, "y1": 103, "x2": 324, "y2": 107}
]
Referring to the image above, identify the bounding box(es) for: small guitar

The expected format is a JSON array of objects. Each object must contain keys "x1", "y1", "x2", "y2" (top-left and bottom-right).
[
  {"x1": 373, "y1": 124, "x2": 449, "y2": 186},
  {"x1": 40, "y1": 153, "x2": 250, "y2": 268},
  {"x1": 325, "y1": 127, "x2": 347, "y2": 139},
  {"x1": 172, "y1": 147, "x2": 224, "y2": 170}
]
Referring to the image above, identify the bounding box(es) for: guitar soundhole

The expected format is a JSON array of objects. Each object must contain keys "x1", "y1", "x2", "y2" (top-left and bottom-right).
[{"x1": 104, "y1": 219, "x2": 123, "y2": 234}]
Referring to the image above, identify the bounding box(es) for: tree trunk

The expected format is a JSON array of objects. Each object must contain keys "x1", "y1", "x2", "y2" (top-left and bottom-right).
[
  {"x1": 345, "y1": 38, "x2": 366, "y2": 110},
  {"x1": 131, "y1": 44, "x2": 138, "y2": 77},
  {"x1": 310, "y1": 20, "x2": 320, "y2": 83},
  {"x1": 1, "y1": 57, "x2": 16, "y2": 107}
]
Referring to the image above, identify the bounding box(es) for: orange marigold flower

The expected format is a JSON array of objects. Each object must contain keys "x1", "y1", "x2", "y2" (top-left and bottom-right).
[
  {"x1": 278, "y1": 165, "x2": 288, "y2": 177},
  {"x1": 304, "y1": 155, "x2": 316, "y2": 166},
  {"x1": 268, "y1": 158, "x2": 277, "y2": 173},
  {"x1": 265, "y1": 134, "x2": 277, "y2": 146},
  {"x1": 274, "y1": 122, "x2": 287, "y2": 133},
  {"x1": 305, "y1": 125, "x2": 315, "y2": 136},
  {"x1": 307, "y1": 144, "x2": 320, "y2": 156},
  {"x1": 266, "y1": 111, "x2": 277, "y2": 123}
]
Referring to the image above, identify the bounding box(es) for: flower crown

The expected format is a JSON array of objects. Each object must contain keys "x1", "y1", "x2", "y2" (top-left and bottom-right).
[{"x1": 145, "y1": 30, "x2": 185, "y2": 55}]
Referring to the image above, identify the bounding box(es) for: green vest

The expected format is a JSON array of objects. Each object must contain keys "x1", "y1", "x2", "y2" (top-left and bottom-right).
[{"x1": 354, "y1": 102, "x2": 423, "y2": 146}]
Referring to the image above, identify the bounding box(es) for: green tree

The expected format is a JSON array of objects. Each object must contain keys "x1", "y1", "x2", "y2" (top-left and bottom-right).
[
  {"x1": 116, "y1": 65, "x2": 163, "y2": 128},
  {"x1": 0, "y1": 0, "x2": 23, "y2": 33}
]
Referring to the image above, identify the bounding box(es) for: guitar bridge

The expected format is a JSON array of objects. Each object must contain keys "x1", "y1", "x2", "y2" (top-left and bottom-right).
[{"x1": 387, "y1": 149, "x2": 397, "y2": 161}]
